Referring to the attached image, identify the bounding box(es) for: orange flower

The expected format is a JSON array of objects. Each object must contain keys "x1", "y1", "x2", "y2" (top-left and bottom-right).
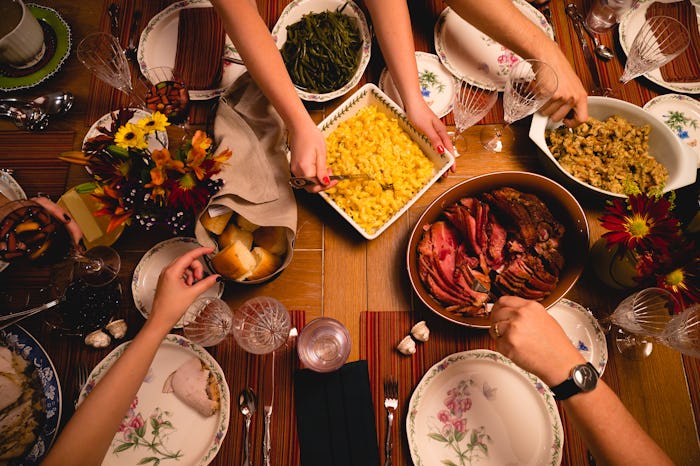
[{"x1": 151, "y1": 148, "x2": 185, "y2": 172}]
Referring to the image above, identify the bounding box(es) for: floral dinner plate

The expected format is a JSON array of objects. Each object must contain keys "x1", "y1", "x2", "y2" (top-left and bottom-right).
[
  {"x1": 434, "y1": 0, "x2": 553, "y2": 91},
  {"x1": 407, "y1": 350, "x2": 563, "y2": 466},
  {"x1": 0, "y1": 325, "x2": 62, "y2": 465},
  {"x1": 132, "y1": 237, "x2": 224, "y2": 328},
  {"x1": 378, "y1": 52, "x2": 456, "y2": 119},
  {"x1": 548, "y1": 299, "x2": 608, "y2": 375},
  {"x1": 644, "y1": 94, "x2": 700, "y2": 168},
  {"x1": 83, "y1": 108, "x2": 169, "y2": 154},
  {"x1": 78, "y1": 334, "x2": 229, "y2": 466}
]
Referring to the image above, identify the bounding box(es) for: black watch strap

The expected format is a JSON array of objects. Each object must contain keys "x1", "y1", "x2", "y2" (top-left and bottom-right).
[{"x1": 550, "y1": 362, "x2": 599, "y2": 400}]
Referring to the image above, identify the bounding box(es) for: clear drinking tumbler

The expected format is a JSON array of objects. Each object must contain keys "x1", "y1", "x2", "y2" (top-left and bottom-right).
[{"x1": 586, "y1": 0, "x2": 637, "y2": 33}]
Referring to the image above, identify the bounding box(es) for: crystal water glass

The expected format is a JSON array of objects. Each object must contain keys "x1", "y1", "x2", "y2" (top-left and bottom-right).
[
  {"x1": 450, "y1": 79, "x2": 498, "y2": 157},
  {"x1": 182, "y1": 297, "x2": 233, "y2": 347},
  {"x1": 658, "y1": 304, "x2": 700, "y2": 359},
  {"x1": 231, "y1": 296, "x2": 291, "y2": 355},
  {"x1": 297, "y1": 317, "x2": 351, "y2": 372}
]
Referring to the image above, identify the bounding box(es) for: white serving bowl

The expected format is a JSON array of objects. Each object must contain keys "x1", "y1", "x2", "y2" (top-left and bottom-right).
[
  {"x1": 529, "y1": 96, "x2": 697, "y2": 199},
  {"x1": 317, "y1": 83, "x2": 455, "y2": 240},
  {"x1": 271, "y1": 0, "x2": 371, "y2": 102}
]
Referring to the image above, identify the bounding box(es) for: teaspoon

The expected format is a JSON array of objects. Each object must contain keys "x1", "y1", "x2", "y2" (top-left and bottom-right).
[
  {"x1": 581, "y1": 20, "x2": 615, "y2": 61},
  {"x1": 239, "y1": 387, "x2": 257, "y2": 466}
]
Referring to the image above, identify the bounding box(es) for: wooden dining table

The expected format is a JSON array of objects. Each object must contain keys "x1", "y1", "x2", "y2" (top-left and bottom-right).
[{"x1": 1, "y1": 0, "x2": 699, "y2": 465}]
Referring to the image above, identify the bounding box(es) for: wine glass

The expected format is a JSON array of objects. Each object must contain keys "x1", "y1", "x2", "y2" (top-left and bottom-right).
[
  {"x1": 142, "y1": 66, "x2": 191, "y2": 133},
  {"x1": 450, "y1": 79, "x2": 498, "y2": 157},
  {"x1": 77, "y1": 33, "x2": 146, "y2": 108},
  {"x1": 605, "y1": 287, "x2": 676, "y2": 359},
  {"x1": 231, "y1": 296, "x2": 291, "y2": 355},
  {"x1": 0, "y1": 199, "x2": 121, "y2": 286},
  {"x1": 480, "y1": 59, "x2": 558, "y2": 152},
  {"x1": 182, "y1": 297, "x2": 233, "y2": 347},
  {"x1": 607, "y1": 16, "x2": 689, "y2": 97},
  {"x1": 657, "y1": 304, "x2": 700, "y2": 359}
]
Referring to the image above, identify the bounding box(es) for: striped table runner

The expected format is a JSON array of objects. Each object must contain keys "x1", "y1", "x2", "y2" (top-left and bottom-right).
[{"x1": 360, "y1": 310, "x2": 624, "y2": 466}]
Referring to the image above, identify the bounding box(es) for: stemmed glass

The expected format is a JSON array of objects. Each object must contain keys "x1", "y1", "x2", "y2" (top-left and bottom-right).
[
  {"x1": 657, "y1": 304, "x2": 700, "y2": 359},
  {"x1": 607, "y1": 16, "x2": 689, "y2": 97},
  {"x1": 77, "y1": 33, "x2": 146, "y2": 108},
  {"x1": 450, "y1": 79, "x2": 498, "y2": 157},
  {"x1": 603, "y1": 287, "x2": 676, "y2": 359},
  {"x1": 142, "y1": 66, "x2": 191, "y2": 134},
  {"x1": 480, "y1": 59, "x2": 558, "y2": 152}
]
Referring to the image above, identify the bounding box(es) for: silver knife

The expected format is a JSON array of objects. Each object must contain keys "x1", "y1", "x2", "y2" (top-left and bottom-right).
[
  {"x1": 262, "y1": 352, "x2": 275, "y2": 466},
  {"x1": 566, "y1": 4, "x2": 606, "y2": 95}
]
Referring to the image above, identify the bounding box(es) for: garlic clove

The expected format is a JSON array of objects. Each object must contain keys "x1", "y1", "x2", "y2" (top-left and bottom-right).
[
  {"x1": 396, "y1": 335, "x2": 416, "y2": 355},
  {"x1": 85, "y1": 329, "x2": 111, "y2": 348},
  {"x1": 105, "y1": 319, "x2": 127, "y2": 339},
  {"x1": 410, "y1": 321, "x2": 430, "y2": 342}
]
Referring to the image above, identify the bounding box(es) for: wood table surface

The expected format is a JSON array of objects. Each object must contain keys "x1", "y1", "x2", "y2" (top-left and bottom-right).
[{"x1": 1, "y1": 0, "x2": 699, "y2": 465}]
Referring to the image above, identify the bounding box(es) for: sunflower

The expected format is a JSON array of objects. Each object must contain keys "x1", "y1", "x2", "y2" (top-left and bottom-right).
[
  {"x1": 600, "y1": 194, "x2": 680, "y2": 254},
  {"x1": 137, "y1": 111, "x2": 170, "y2": 134},
  {"x1": 114, "y1": 123, "x2": 148, "y2": 151}
]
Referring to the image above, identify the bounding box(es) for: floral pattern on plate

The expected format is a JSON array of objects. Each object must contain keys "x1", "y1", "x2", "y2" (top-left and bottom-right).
[
  {"x1": 548, "y1": 298, "x2": 608, "y2": 375},
  {"x1": 644, "y1": 94, "x2": 700, "y2": 168},
  {"x1": 132, "y1": 237, "x2": 223, "y2": 327},
  {"x1": 378, "y1": 52, "x2": 456, "y2": 118},
  {"x1": 0, "y1": 325, "x2": 62, "y2": 465},
  {"x1": 408, "y1": 350, "x2": 563, "y2": 466},
  {"x1": 434, "y1": 0, "x2": 553, "y2": 91},
  {"x1": 79, "y1": 334, "x2": 230, "y2": 466}
]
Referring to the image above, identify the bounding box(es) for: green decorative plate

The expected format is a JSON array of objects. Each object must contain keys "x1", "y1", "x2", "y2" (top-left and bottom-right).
[{"x1": 0, "y1": 4, "x2": 71, "y2": 92}]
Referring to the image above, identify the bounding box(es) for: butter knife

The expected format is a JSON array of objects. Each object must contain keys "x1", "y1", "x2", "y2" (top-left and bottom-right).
[
  {"x1": 262, "y1": 352, "x2": 275, "y2": 466},
  {"x1": 566, "y1": 4, "x2": 606, "y2": 95}
]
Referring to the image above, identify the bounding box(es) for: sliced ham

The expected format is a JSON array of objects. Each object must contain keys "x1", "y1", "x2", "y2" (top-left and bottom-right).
[{"x1": 163, "y1": 357, "x2": 220, "y2": 417}]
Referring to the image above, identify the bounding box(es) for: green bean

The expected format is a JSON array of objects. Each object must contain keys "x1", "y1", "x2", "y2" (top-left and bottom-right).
[{"x1": 280, "y1": 6, "x2": 363, "y2": 93}]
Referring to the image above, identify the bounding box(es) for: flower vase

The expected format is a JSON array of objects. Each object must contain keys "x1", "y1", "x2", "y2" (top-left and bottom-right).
[{"x1": 590, "y1": 239, "x2": 640, "y2": 290}]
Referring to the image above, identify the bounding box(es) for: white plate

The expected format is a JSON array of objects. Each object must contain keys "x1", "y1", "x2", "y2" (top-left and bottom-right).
[
  {"x1": 132, "y1": 237, "x2": 224, "y2": 327},
  {"x1": 83, "y1": 108, "x2": 169, "y2": 154},
  {"x1": 317, "y1": 84, "x2": 454, "y2": 240},
  {"x1": 0, "y1": 170, "x2": 27, "y2": 272},
  {"x1": 0, "y1": 325, "x2": 62, "y2": 465},
  {"x1": 271, "y1": 0, "x2": 372, "y2": 102},
  {"x1": 138, "y1": 0, "x2": 246, "y2": 101},
  {"x1": 378, "y1": 52, "x2": 456, "y2": 119},
  {"x1": 434, "y1": 0, "x2": 553, "y2": 91},
  {"x1": 618, "y1": 0, "x2": 700, "y2": 94},
  {"x1": 79, "y1": 334, "x2": 229, "y2": 466},
  {"x1": 407, "y1": 350, "x2": 563, "y2": 466},
  {"x1": 644, "y1": 93, "x2": 700, "y2": 168},
  {"x1": 548, "y1": 299, "x2": 608, "y2": 375}
]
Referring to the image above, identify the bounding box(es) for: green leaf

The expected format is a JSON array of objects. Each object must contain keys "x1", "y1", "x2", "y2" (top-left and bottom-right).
[
  {"x1": 454, "y1": 430, "x2": 465, "y2": 442},
  {"x1": 479, "y1": 444, "x2": 488, "y2": 455},
  {"x1": 137, "y1": 457, "x2": 159, "y2": 464},
  {"x1": 113, "y1": 443, "x2": 134, "y2": 453},
  {"x1": 136, "y1": 425, "x2": 146, "y2": 438},
  {"x1": 470, "y1": 430, "x2": 478, "y2": 444},
  {"x1": 150, "y1": 417, "x2": 159, "y2": 430},
  {"x1": 428, "y1": 433, "x2": 448, "y2": 443},
  {"x1": 441, "y1": 461, "x2": 459, "y2": 466},
  {"x1": 75, "y1": 182, "x2": 98, "y2": 194}
]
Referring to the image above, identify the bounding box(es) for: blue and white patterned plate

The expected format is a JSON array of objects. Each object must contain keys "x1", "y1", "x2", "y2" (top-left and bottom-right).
[
  {"x1": 644, "y1": 94, "x2": 700, "y2": 168},
  {"x1": 0, "y1": 325, "x2": 62, "y2": 464}
]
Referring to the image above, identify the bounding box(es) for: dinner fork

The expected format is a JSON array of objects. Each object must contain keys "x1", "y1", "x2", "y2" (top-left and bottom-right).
[
  {"x1": 74, "y1": 364, "x2": 90, "y2": 408},
  {"x1": 383, "y1": 377, "x2": 398, "y2": 466}
]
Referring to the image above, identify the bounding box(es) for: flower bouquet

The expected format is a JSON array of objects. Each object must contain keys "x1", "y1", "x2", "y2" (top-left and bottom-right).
[
  {"x1": 62, "y1": 109, "x2": 232, "y2": 235},
  {"x1": 596, "y1": 191, "x2": 699, "y2": 312}
]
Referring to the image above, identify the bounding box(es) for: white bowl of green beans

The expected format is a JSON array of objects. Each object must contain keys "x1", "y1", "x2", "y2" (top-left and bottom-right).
[{"x1": 272, "y1": 0, "x2": 372, "y2": 102}]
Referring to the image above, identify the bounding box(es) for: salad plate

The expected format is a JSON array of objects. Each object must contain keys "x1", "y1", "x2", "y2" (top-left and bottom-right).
[
  {"x1": 618, "y1": 0, "x2": 700, "y2": 94},
  {"x1": 434, "y1": 0, "x2": 553, "y2": 91},
  {"x1": 407, "y1": 349, "x2": 563, "y2": 466},
  {"x1": 138, "y1": 0, "x2": 245, "y2": 100},
  {"x1": 378, "y1": 52, "x2": 456, "y2": 119},
  {"x1": 132, "y1": 237, "x2": 223, "y2": 327},
  {"x1": 644, "y1": 94, "x2": 700, "y2": 168},
  {"x1": 79, "y1": 334, "x2": 229, "y2": 466},
  {"x1": 0, "y1": 4, "x2": 71, "y2": 92},
  {"x1": 0, "y1": 325, "x2": 62, "y2": 465},
  {"x1": 548, "y1": 299, "x2": 608, "y2": 375}
]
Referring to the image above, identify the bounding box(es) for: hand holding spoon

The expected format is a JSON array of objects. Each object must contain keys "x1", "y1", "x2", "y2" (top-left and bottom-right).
[{"x1": 239, "y1": 388, "x2": 257, "y2": 466}]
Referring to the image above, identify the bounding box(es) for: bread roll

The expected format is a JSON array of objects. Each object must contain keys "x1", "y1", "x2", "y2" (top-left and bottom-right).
[
  {"x1": 253, "y1": 226, "x2": 287, "y2": 255},
  {"x1": 219, "y1": 224, "x2": 254, "y2": 250},
  {"x1": 200, "y1": 209, "x2": 233, "y2": 235},
  {"x1": 235, "y1": 214, "x2": 259, "y2": 232},
  {"x1": 248, "y1": 247, "x2": 282, "y2": 280},
  {"x1": 211, "y1": 240, "x2": 256, "y2": 281}
]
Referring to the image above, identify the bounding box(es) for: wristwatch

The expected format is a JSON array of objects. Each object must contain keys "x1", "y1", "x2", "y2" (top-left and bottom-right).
[{"x1": 550, "y1": 362, "x2": 599, "y2": 400}]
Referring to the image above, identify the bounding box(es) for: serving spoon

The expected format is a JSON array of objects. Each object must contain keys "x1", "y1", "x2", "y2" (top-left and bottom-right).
[
  {"x1": 581, "y1": 19, "x2": 615, "y2": 61},
  {"x1": 239, "y1": 387, "x2": 257, "y2": 466}
]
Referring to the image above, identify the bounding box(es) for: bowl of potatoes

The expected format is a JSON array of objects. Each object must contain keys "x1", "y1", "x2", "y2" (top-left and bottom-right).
[{"x1": 199, "y1": 208, "x2": 292, "y2": 284}]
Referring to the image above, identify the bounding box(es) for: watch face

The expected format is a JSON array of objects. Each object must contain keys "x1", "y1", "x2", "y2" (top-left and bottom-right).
[{"x1": 573, "y1": 364, "x2": 598, "y2": 391}]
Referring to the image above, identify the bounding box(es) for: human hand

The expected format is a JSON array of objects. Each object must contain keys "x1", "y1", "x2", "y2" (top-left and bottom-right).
[
  {"x1": 404, "y1": 99, "x2": 455, "y2": 174},
  {"x1": 489, "y1": 296, "x2": 585, "y2": 387},
  {"x1": 535, "y1": 46, "x2": 589, "y2": 127},
  {"x1": 288, "y1": 119, "x2": 337, "y2": 193},
  {"x1": 31, "y1": 196, "x2": 83, "y2": 247},
  {"x1": 149, "y1": 247, "x2": 220, "y2": 331}
]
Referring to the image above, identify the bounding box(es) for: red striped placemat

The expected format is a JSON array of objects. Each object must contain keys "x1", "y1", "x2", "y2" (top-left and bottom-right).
[
  {"x1": 646, "y1": 0, "x2": 700, "y2": 83},
  {"x1": 360, "y1": 310, "x2": 618, "y2": 466}
]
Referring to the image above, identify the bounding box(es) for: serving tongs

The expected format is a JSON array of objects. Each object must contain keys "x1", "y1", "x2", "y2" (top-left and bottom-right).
[{"x1": 289, "y1": 173, "x2": 371, "y2": 189}]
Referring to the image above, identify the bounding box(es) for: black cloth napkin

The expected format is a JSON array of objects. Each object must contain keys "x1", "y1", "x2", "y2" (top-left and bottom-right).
[{"x1": 294, "y1": 360, "x2": 381, "y2": 466}]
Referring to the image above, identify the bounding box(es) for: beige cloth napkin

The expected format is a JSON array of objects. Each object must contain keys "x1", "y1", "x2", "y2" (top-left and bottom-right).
[{"x1": 195, "y1": 73, "x2": 296, "y2": 274}]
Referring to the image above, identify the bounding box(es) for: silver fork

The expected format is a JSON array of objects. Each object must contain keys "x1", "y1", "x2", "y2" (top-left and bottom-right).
[
  {"x1": 383, "y1": 377, "x2": 398, "y2": 466},
  {"x1": 74, "y1": 364, "x2": 90, "y2": 408}
]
